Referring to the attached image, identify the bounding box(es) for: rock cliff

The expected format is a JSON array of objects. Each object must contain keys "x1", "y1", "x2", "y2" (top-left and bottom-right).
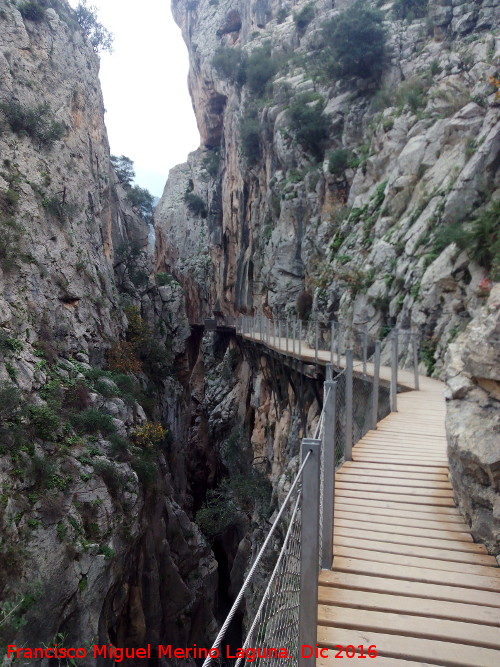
[
  {"x1": 158, "y1": 0, "x2": 499, "y2": 375},
  {"x1": 0, "y1": 1, "x2": 218, "y2": 659},
  {"x1": 156, "y1": 0, "x2": 500, "y2": 559}
]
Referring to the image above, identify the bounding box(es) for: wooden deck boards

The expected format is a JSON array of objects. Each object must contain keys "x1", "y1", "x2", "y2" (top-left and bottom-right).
[
  {"x1": 239, "y1": 329, "x2": 500, "y2": 664},
  {"x1": 318, "y1": 377, "x2": 500, "y2": 666}
]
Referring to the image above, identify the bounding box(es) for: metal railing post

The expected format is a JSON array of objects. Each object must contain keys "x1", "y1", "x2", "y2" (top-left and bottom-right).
[
  {"x1": 391, "y1": 329, "x2": 398, "y2": 412},
  {"x1": 286, "y1": 319, "x2": 289, "y2": 354},
  {"x1": 345, "y1": 349, "x2": 353, "y2": 461},
  {"x1": 299, "y1": 438, "x2": 320, "y2": 666},
  {"x1": 362, "y1": 326, "x2": 368, "y2": 378},
  {"x1": 371, "y1": 341, "x2": 381, "y2": 430},
  {"x1": 330, "y1": 321, "x2": 335, "y2": 367},
  {"x1": 413, "y1": 335, "x2": 420, "y2": 390},
  {"x1": 278, "y1": 320, "x2": 281, "y2": 352},
  {"x1": 315, "y1": 320, "x2": 319, "y2": 363},
  {"x1": 326, "y1": 363, "x2": 333, "y2": 382},
  {"x1": 292, "y1": 320, "x2": 296, "y2": 355},
  {"x1": 298, "y1": 321, "x2": 302, "y2": 357},
  {"x1": 321, "y1": 382, "x2": 336, "y2": 570},
  {"x1": 259, "y1": 315, "x2": 263, "y2": 341},
  {"x1": 337, "y1": 326, "x2": 342, "y2": 369}
]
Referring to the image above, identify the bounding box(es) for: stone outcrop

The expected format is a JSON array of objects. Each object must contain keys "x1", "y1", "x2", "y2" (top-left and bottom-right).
[
  {"x1": 159, "y1": 0, "x2": 499, "y2": 378},
  {"x1": 0, "y1": 2, "x2": 218, "y2": 658},
  {"x1": 446, "y1": 285, "x2": 500, "y2": 555}
]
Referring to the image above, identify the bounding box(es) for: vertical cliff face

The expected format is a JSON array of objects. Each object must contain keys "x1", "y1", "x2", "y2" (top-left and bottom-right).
[
  {"x1": 0, "y1": 1, "x2": 219, "y2": 658},
  {"x1": 158, "y1": 0, "x2": 499, "y2": 375},
  {"x1": 155, "y1": 0, "x2": 500, "y2": 563}
]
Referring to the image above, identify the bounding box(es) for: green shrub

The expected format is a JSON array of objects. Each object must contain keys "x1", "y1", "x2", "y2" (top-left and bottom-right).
[
  {"x1": 70, "y1": 408, "x2": 116, "y2": 436},
  {"x1": 433, "y1": 200, "x2": 500, "y2": 280},
  {"x1": 328, "y1": 149, "x2": 351, "y2": 176},
  {"x1": 246, "y1": 46, "x2": 277, "y2": 96},
  {"x1": 202, "y1": 149, "x2": 220, "y2": 177},
  {"x1": 239, "y1": 113, "x2": 261, "y2": 165},
  {"x1": 0, "y1": 383, "x2": 21, "y2": 422},
  {"x1": 110, "y1": 155, "x2": 135, "y2": 186},
  {"x1": 277, "y1": 8, "x2": 288, "y2": 24},
  {"x1": 19, "y1": 1, "x2": 46, "y2": 21},
  {"x1": 42, "y1": 195, "x2": 76, "y2": 223},
  {"x1": 393, "y1": 0, "x2": 428, "y2": 20},
  {"x1": 0, "y1": 332, "x2": 23, "y2": 354},
  {"x1": 0, "y1": 218, "x2": 24, "y2": 272},
  {"x1": 0, "y1": 101, "x2": 64, "y2": 148},
  {"x1": 93, "y1": 460, "x2": 123, "y2": 496},
  {"x1": 320, "y1": 1, "x2": 386, "y2": 79},
  {"x1": 75, "y1": 0, "x2": 113, "y2": 54},
  {"x1": 288, "y1": 94, "x2": 330, "y2": 158},
  {"x1": 27, "y1": 405, "x2": 61, "y2": 440},
  {"x1": 126, "y1": 185, "x2": 154, "y2": 222},
  {"x1": 184, "y1": 192, "x2": 207, "y2": 218},
  {"x1": 212, "y1": 46, "x2": 247, "y2": 87},
  {"x1": 395, "y1": 76, "x2": 429, "y2": 113},
  {"x1": 293, "y1": 3, "x2": 314, "y2": 31},
  {"x1": 156, "y1": 272, "x2": 177, "y2": 286}
]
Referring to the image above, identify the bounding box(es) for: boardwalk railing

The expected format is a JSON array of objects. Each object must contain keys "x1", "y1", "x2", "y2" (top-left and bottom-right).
[{"x1": 202, "y1": 316, "x2": 420, "y2": 667}]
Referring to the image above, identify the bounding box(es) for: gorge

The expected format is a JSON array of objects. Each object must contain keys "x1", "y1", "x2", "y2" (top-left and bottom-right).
[{"x1": 0, "y1": 0, "x2": 499, "y2": 664}]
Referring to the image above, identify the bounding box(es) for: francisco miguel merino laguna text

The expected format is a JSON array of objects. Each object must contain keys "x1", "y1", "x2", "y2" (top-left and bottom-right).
[{"x1": 7, "y1": 645, "x2": 291, "y2": 662}]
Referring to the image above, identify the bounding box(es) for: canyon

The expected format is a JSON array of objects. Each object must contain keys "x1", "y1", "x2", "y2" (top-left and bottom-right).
[{"x1": 0, "y1": 0, "x2": 499, "y2": 664}]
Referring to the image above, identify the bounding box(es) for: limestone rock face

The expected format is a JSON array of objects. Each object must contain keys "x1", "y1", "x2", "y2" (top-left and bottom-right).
[
  {"x1": 0, "y1": 1, "x2": 218, "y2": 655},
  {"x1": 446, "y1": 285, "x2": 500, "y2": 554},
  {"x1": 159, "y1": 0, "x2": 500, "y2": 380}
]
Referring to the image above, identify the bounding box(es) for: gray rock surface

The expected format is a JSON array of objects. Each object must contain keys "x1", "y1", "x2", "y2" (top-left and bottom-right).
[{"x1": 446, "y1": 285, "x2": 500, "y2": 554}]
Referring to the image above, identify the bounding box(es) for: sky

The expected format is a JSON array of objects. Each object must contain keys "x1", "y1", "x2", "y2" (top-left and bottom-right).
[{"x1": 68, "y1": 0, "x2": 200, "y2": 197}]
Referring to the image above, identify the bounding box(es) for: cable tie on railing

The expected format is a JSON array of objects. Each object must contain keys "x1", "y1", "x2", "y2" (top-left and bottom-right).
[{"x1": 201, "y1": 450, "x2": 312, "y2": 667}]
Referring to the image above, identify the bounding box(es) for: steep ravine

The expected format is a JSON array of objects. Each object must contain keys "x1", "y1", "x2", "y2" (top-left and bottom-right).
[
  {"x1": 157, "y1": 0, "x2": 499, "y2": 556},
  {"x1": 1, "y1": 0, "x2": 499, "y2": 663}
]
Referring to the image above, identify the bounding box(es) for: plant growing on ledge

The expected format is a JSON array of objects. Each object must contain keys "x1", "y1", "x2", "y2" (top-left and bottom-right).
[
  {"x1": 75, "y1": 0, "x2": 113, "y2": 54},
  {"x1": 318, "y1": 1, "x2": 386, "y2": 80}
]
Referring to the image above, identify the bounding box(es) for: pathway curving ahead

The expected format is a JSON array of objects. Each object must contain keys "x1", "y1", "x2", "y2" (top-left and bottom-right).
[
  {"x1": 317, "y1": 378, "x2": 500, "y2": 666},
  {"x1": 238, "y1": 325, "x2": 500, "y2": 665}
]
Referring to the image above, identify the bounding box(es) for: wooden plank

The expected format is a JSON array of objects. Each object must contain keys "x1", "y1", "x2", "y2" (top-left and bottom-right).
[
  {"x1": 334, "y1": 535, "x2": 495, "y2": 567},
  {"x1": 335, "y1": 496, "x2": 463, "y2": 518},
  {"x1": 319, "y1": 570, "x2": 500, "y2": 610},
  {"x1": 339, "y1": 466, "x2": 449, "y2": 482},
  {"x1": 336, "y1": 473, "x2": 453, "y2": 493},
  {"x1": 335, "y1": 503, "x2": 473, "y2": 542},
  {"x1": 317, "y1": 626, "x2": 500, "y2": 667},
  {"x1": 336, "y1": 480, "x2": 454, "y2": 497},
  {"x1": 334, "y1": 516, "x2": 475, "y2": 543},
  {"x1": 342, "y1": 461, "x2": 449, "y2": 474},
  {"x1": 335, "y1": 488, "x2": 456, "y2": 507},
  {"x1": 333, "y1": 524, "x2": 488, "y2": 555},
  {"x1": 318, "y1": 585, "x2": 500, "y2": 627},
  {"x1": 317, "y1": 654, "x2": 437, "y2": 667},
  {"x1": 331, "y1": 556, "x2": 500, "y2": 592},
  {"x1": 353, "y1": 455, "x2": 450, "y2": 466},
  {"x1": 334, "y1": 544, "x2": 500, "y2": 576},
  {"x1": 318, "y1": 605, "x2": 500, "y2": 649}
]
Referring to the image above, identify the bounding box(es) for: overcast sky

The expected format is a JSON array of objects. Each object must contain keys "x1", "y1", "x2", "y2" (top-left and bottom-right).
[{"x1": 69, "y1": 0, "x2": 200, "y2": 197}]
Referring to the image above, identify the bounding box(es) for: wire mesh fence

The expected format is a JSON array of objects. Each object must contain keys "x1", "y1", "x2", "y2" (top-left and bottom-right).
[
  {"x1": 204, "y1": 314, "x2": 422, "y2": 667},
  {"x1": 235, "y1": 495, "x2": 302, "y2": 667}
]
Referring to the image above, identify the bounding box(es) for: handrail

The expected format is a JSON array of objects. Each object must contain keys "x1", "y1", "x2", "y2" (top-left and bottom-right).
[
  {"x1": 198, "y1": 314, "x2": 422, "y2": 667},
  {"x1": 201, "y1": 450, "x2": 312, "y2": 667}
]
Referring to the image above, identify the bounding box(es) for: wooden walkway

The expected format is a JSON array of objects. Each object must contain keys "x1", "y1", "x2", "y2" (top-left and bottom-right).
[
  {"x1": 317, "y1": 377, "x2": 500, "y2": 666},
  {"x1": 238, "y1": 325, "x2": 500, "y2": 664}
]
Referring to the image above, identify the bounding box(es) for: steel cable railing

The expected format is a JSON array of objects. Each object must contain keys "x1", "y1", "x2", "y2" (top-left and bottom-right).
[
  {"x1": 199, "y1": 314, "x2": 422, "y2": 667},
  {"x1": 201, "y1": 451, "x2": 313, "y2": 667}
]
